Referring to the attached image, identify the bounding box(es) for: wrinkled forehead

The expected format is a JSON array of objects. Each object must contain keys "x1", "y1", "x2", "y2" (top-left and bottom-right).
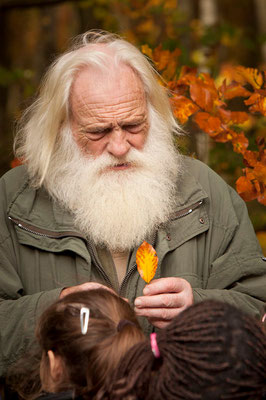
[{"x1": 69, "y1": 60, "x2": 146, "y2": 109}]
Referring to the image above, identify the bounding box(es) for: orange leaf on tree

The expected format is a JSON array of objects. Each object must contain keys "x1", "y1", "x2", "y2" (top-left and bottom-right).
[
  {"x1": 218, "y1": 108, "x2": 249, "y2": 124},
  {"x1": 177, "y1": 67, "x2": 198, "y2": 86},
  {"x1": 220, "y1": 81, "x2": 251, "y2": 100},
  {"x1": 235, "y1": 66, "x2": 263, "y2": 90},
  {"x1": 154, "y1": 45, "x2": 172, "y2": 71},
  {"x1": 171, "y1": 95, "x2": 199, "y2": 124},
  {"x1": 249, "y1": 96, "x2": 266, "y2": 116},
  {"x1": 236, "y1": 175, "x2": 257, "y2": 202},
  {"x1": 253, "y1": 163, "x2": 266, "y2": 185},
  {"x1": 194, "y1": 112, "x2": 222, "y2": 136},
  {"x1": 231, "y1": 132, "x2": 249, "y2": 154},
  {"x1": 168, "y1": 81, "x2": 187, "y2": 95},
  {"x1": 136, "y1": 241, "x2": 158, "y2": 284},
  {"x1": 163, "y1": 58, "x2": 179, "y2": 81},
  {"x1": 244, "y1": 93, "x2": 260, "y2": 106},
  {"x1": 243, "y1": 150, "x2": 258, "y2": 167},
  {"x1": 141, "y1": 44, "x2": 153, "y2": 59},
  {"x1": 213, "y1": 132, "x2": 232, "y2": 143},
  {"x1": 217, "y1": 107, "x2": 231, "y2": 123},
  {"x1": 230, "y1": 111, "x2": 249, "y2": 124},
  {"x1": 190, "y1": 80, "x2": 218, "y2": 112}
]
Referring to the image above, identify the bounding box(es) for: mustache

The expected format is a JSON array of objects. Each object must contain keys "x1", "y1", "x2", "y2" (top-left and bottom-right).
[{"x1": 88, "y1": 150, "x2": 146, "y2": 175}]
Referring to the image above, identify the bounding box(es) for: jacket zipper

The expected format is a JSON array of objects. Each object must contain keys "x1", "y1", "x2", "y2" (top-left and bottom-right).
[
  {"x1": 170, "y1": 199, "x2": 203, "y2": 220},
  {"x1": 86, "y1": 239, "x2": 114, "y2": 290},
  {"x1": 8, "y1": 216, "x2": 85, "y2": 239}
]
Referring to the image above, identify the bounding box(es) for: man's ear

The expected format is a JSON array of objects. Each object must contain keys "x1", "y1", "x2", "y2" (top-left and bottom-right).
[{"x1": 47, "y1": 350, "x2": 63, "y2": 381}]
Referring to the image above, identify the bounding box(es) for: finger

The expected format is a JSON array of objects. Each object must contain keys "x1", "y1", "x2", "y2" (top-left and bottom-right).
[
  {"x1": 134, "y1": 306, "x2": 184, "y2": 321},
  {"x1": 134, "y1": 293, "x2": 185, "y2": 309},
  {"x1": 147, "y1": 318, "x2": 174, "y2": 330},
  {"x1": 143, "y1": 277, "x2": 186, "y2": 296}
]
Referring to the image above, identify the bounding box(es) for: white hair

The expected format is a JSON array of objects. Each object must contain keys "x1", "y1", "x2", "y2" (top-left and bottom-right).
[{"x1": 14, "y1": 30, "x2": 181, "y2": 187}]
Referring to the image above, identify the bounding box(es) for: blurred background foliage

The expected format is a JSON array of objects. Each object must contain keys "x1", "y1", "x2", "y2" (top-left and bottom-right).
[{"x1": 0, "y1": 0, "x2": 265, "y2": 252}]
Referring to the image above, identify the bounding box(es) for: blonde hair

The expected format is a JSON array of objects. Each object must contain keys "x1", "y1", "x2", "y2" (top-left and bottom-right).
[{"x1": 14, "y1": 30, "x2": 180, "y2": 187}]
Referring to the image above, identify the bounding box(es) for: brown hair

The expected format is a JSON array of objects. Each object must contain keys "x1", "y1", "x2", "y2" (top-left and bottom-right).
[
  {"x1": 8, "y1": 288, "x2": 144, "y2": 399},
  {"x1": 101, "y1": 300, "x2": 266, "y2": 400}
]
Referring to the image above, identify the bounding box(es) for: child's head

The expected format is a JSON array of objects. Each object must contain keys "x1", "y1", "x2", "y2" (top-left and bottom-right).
[
  {"x1": 104, "y1": 300, "x2": 266, "y2": 400},
  {"x1": 9, "y1": 288, "x2": 145, "y2": 399}
]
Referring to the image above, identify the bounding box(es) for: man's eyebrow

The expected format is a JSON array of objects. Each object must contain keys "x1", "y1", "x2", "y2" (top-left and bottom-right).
[
  {"x1": 80, "y1": 123, "x2": 113, "y2": 132},
  {"x1": 119, "y1": 116, "x2": 147, "y2": 126}
]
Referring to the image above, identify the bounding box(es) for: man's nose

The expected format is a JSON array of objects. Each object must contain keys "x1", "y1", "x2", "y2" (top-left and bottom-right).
[{"x1": 107, "y1": 128, "x2": 131, "y2": 158}]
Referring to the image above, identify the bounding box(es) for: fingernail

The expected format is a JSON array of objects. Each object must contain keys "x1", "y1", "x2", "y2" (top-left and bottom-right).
[{"x1": 134, "y1": 299, "x2": 141, "y2": 307}]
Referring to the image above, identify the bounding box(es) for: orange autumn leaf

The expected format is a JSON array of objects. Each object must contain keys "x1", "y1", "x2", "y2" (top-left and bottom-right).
[
  {"x1": 220, "y1": 81, "x2": 251, "y2": 100},
  {"x1": 217, "y1": 64, "x2": 248, "y2": 86},
  {"x1": 190, "y1": 80, "x2": 218, "y2": 112},
  {"x1": 218, "y1": 108, "x2": 249, "y2": 124},
  {"x1": 153, "y1": 45, "x2": 171, "y2": 70},
  {"x1": 136, "y1": 241, "x2": 158, "y2": 283},
  {"x1": 153, "y1": 45, "x2": 180, "y2": 79},
  {"x1": 171, "y1": 95, "x2": 199, "y2": 124},
  {"x1": 163, "y1": 59, "x2": 180, "y2": 80},
  {"x1": 236, "y1": 176, "x2": 257, "y2": 202},
  {"x1": 213, "y1": 131, "x2": 232, "y2": 143},
  {"x1": 141, "y1": 44, "x2": 153, "y2": 59},
  {"x1": 231, "y1": 132, "x2": 249, "y2": 154},
  {"x1": 249, "y1": 96, "x2": 266, "y2": 116},
  {"x1": 194, "y1": 112, "x2": 222, "y2": 136},
  {"x1": 235, "y1": 66, "x2": 263, "y2": 90},
  {"x1": 177, "y1": 67, "x2": 198, "y2": 86},
  {"x1": 243, "y1": 150, "x2": 259, "y2": 167},
  {"x1": 168, "y1": 80, "x2": 187, "y2": 95},
  {"x1": 244, "y1": 92, "x2": 261, "y2": 106},
  {"x1": 253, "y1": 163, "x2": 266, "y2": 185},
  {"x1": 230, "y1": 112, "x2": 249, "y2": 124}
]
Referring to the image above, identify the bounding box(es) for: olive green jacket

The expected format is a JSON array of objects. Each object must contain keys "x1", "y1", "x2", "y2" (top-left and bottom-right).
[{"x1": 0, "y1": 156, "x2": 265, "y2": 376}]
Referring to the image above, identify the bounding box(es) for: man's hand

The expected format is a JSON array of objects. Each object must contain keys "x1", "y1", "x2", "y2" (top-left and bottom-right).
[
  {"x1": 60, "y1": 282, "x2": 115, "y2": 298},
  {"x1": 134, "y1": 277, "x2": 193, "y2": 329}
]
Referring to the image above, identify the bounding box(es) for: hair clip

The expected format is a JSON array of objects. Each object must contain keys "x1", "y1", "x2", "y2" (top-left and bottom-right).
[
  {"x1": 150, "y1": 332, "x2": 160, "y2": 358},
  {"x1": 80, "y1": 307, "x2": 90, "y2": 335}
]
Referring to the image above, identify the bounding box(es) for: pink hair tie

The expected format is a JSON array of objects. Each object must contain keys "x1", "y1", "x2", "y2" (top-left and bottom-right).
[
  {"x1": 150, "y1": 332, "x2": 160, "y2": 358},
  {"x1": 262, "y1": 313, "x2": 266, "y2": 323}
]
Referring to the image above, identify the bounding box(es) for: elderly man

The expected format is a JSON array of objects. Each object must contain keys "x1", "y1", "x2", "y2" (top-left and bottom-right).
[{"x1": 0, "y1": 31, "x2": 265, "y2": 377}]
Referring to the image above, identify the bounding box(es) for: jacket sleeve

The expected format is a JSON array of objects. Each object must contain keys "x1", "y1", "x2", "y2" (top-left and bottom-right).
[
  {"x1": 0, "y1": 232, "x2": 62, "y2": 377},
  {"x1": 193, "y1": 184, "x2": 266, "y2": 319}
]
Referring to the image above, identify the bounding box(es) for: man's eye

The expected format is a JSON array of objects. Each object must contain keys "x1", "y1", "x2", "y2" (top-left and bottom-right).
[{"x1": 124, "y1": 124, "x2": 141, "y2": 132}]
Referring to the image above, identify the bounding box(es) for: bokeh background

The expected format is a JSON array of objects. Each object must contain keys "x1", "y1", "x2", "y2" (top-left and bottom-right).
[{"x1": 0, "y1": 0, "x2": 265, "y2": 252}]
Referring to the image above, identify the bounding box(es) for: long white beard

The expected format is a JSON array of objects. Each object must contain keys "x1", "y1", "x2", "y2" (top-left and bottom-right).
[{"x1": 44, "y1": 109, "x2": 182, "y2": 251}]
